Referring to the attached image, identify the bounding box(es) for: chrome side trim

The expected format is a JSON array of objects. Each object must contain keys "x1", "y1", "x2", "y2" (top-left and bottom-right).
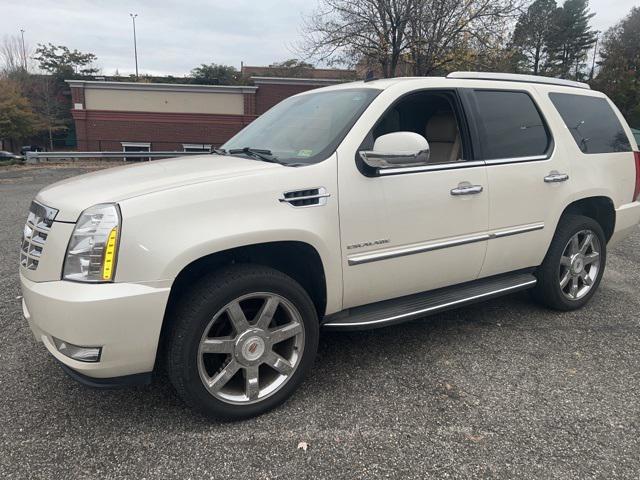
[
  {"x1": 484, "y1": 154, "x2": 549, "y2": 165},
  {"x1": 379, "y1": 160, "x2": 485, "y2": 175},
  {"x1": 347, "y1": 222, "x2": 544, "y2": 266},
  {"x1": 348, "y1": 233, "x2": 490, "y2": 265},
  {"x1": 376, "y1": 153, "x2": 551, "y2": 175},
  {"x1": 490, "y1": 222, "x2": 545, "y2": 239},
  {"x1": 323, "y1": 279, "x2": 538, "y2": 328},
  {"x1": 376, "y1": 141, "x2": 555, "y2": 175}
]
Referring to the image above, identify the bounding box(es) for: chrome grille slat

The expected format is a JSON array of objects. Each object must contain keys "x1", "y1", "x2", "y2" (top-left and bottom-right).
[
  {"x1": 20, "y1": 201, "x2": 58, "y2": 271},
  {"x1": 30, "y1": 235, "x2": 47, "y2": 246}
]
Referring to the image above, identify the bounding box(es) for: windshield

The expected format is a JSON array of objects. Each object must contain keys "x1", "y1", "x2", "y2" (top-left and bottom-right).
[{"x1": 222, "y1": 88, "x2": 380, "y2": 165}]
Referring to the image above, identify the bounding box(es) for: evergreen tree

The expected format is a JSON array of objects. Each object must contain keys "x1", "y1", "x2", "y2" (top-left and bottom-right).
[
  {"x1": 511, "y1": 0, "x2": 557, "y2": 74},
  {"x1": 593, "y1": 7, "x2": 640, "y2": 127},
  {"x1": 544, "y1": 0, "x2": 597, "y2": 79}
]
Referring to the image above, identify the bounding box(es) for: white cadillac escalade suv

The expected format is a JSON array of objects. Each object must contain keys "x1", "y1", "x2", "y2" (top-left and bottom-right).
[{"x1": 20, "y1": 72, "x2": 640, "y2": 419}]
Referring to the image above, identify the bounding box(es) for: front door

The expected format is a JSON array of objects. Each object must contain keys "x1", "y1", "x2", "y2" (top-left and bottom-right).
[{"x1": 336, "y1": 89, "x2": 490, "y2": 309}]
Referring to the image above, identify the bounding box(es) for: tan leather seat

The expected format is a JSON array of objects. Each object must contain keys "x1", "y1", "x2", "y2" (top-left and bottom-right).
[{"x1": 425, "y1": 112, "x2": 462, "y2": 163}]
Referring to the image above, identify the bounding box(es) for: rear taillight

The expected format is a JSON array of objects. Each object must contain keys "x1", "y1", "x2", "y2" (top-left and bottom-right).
[{"x1": 634, "y1": 151, "x2": 640, "y2": 202}]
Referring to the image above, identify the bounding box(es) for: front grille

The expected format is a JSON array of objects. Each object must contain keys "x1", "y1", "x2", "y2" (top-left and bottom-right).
[{"x1": 20, "y1": 201, "x2": 58, "y2": 271}]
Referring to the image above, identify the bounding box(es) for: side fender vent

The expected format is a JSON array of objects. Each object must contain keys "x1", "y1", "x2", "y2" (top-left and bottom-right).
[{"x1": 280, "y1": 187, "x2": 330, "y2": 207}]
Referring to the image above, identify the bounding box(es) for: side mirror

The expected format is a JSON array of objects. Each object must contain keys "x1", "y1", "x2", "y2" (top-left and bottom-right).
[{"x1": 360, "y1": 132, "x2": 430, "y2": 170}]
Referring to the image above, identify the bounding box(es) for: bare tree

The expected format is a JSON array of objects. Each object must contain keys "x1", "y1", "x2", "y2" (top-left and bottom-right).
[
  {"x1": 300, "y1": 0, "x2": 522, "y2": 77},
  {"x1": 30, "y1": 75, "x2": 68, "y2": 150},
  {"x1": 408, "y1": 0, "x2": 522, "y2": 75},
  {"x1": 300, "y1": 0, "x2": 416, "y2": 77},
  {"x1": 1, "y1": 34, "x2": 32, "y2": 74}
]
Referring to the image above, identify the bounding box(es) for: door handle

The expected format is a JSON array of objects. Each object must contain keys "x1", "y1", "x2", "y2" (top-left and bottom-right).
[
  {"x1": 450, "y1": 182, "x2": 483, "y2": 196},
  {"x1": 544, "y1": 171, "x2": 569, "y2": 183}
]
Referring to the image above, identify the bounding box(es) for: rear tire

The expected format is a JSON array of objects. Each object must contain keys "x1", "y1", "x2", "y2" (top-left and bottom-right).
[
  {"x1": 166, "y1": 264, "x2": 319, "y2": 420},
  {"x1": 532, "y1": 214, "x2": 606, "y2": 311}
]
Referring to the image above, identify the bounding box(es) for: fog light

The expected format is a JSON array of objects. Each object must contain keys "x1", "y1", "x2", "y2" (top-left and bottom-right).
[{"x1": 53, "y1": 337, "x2": 102, "y2": 363}]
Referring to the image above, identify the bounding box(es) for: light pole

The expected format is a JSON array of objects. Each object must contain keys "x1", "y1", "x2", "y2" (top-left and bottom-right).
[
  {"x1": 589, "y1": 34, "x2": 599, "y2": 81},
  {"x1": 19, "y1": 28, "x2": 27, "y2": 71},
  {"x1": 129, "y1": 13, "x2": 139, "y2": 79}
]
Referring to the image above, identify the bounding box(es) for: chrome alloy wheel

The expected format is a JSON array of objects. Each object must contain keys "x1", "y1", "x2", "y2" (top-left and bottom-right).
[
  {"x1": 197, "y1": 293, "x2": 305, "y2": 405},
  {"x1": 559, "y1": 229, "x2": 601, "y2": 301}
]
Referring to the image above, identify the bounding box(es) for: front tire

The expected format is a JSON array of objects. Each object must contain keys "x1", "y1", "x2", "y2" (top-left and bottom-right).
[
  {"x1": 166, "y1": 265, "x2": 319, "y2": 420},
  {"x1": 533, "y1": 214, "x2": 606, "y2": 311}
]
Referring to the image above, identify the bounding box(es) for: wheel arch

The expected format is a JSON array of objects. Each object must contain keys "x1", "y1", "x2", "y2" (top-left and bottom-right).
[
  {"x1": 157, "y1": 241, "x2": 328, "y2": 365},
  {"x1": 559, "y1": 196, "x2": 616, "y2": 242}
]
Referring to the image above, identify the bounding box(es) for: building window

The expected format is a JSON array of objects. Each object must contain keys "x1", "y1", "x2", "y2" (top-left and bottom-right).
[
  {"x1": 182, "y1": 144, "x2": 212, "y2": 153},
  {"x1": 121, "y1": 142, "x2": 151, "y2": 161}
]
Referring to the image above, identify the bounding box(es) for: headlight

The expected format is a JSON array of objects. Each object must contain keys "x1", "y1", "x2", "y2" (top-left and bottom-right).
[{"x1": 63, "y1": 203, "x2": 121, "y2": 282}]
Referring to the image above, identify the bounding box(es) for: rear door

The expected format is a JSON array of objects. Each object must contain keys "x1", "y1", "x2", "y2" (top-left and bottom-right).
[{"x1": 461, "y1": 87, "x2": 572, "y2": 278}]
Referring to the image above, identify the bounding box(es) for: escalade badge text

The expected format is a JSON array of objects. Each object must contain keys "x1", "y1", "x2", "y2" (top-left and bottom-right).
[{"x1": 347, "y1": 239, "x2": 390, "y2": 250}]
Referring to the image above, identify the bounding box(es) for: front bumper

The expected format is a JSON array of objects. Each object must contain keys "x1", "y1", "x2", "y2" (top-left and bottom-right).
[{"x1": 21, "y1": 272, "x2": 171, "y2": 379}]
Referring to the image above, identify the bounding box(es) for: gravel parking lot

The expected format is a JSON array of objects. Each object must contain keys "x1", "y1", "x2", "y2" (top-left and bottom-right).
[{"x1": 1, "y1": 164, "x2": 639, "y2": 479}]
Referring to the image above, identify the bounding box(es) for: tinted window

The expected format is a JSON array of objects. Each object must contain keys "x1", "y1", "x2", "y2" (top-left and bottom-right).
[
  {"x1": 473, "y1": 90, "x2": 550, "y2": 160},
  {"x1": 549, "y1": 93, "x2": 631, "y2": 154}
]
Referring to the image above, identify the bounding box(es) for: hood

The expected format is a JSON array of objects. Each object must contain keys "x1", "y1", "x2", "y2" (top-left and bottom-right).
[{"x1": 36, "y1": 154, "x2": 279, "y2": 222}]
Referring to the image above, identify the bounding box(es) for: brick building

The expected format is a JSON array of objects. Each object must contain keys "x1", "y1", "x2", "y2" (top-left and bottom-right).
[{"x1": 68, "y1": 75, "x2": 349, "y2": 154}]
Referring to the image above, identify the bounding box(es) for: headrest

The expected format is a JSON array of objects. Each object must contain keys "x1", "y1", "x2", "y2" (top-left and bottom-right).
[{"x1": 425, "y1": 113, "x2": 458, "y2": 143}]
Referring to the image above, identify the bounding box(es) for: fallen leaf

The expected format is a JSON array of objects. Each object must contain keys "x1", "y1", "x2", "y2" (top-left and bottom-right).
[{"x1": 297, "y1": 441, "x2": 309, "y2": 452}]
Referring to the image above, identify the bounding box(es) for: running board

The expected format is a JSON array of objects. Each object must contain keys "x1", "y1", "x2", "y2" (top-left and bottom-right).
[{"x1": 323, "y1": 271, "x2": 537, "y2": 331}]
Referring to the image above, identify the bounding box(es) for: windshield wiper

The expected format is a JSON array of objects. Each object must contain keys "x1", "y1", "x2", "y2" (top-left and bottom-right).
[{"x1": 227, "y1": 147, "x2": 281, "y2": 164}]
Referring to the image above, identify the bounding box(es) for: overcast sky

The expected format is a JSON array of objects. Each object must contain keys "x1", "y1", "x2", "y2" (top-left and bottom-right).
[{"x1": 1, "y1": 0, "x2": 637, "y2": 77}]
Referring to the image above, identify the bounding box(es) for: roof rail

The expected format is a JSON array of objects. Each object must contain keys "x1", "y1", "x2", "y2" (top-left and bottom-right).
[{"x1": 446, "y1": 71, "x2": 591, "y2": 90}]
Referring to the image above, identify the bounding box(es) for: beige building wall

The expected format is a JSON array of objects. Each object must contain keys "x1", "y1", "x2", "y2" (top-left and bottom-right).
[{"x1": 84, "y1": 88, "x2": 245, "y2": 115}]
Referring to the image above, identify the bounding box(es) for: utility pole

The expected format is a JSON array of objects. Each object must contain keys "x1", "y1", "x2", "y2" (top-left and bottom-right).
[
  {"x1": 19, "y1": 29, "x2": 27, "y2": 71},
  {"x1": 129, "y1": 13, "x2": 139, "y2": 79}
]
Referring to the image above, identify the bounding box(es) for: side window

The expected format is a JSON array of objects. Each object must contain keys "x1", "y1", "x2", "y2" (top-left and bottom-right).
[
  {"x1": 473, "y1": 90, "x2": 550, "y2": 160},
  {"x1": 549, "y1": 93, "x2": 632, "y2": 154},
  {"x1": 369, "y1": 91, "x2": 466, "y2": 165}
]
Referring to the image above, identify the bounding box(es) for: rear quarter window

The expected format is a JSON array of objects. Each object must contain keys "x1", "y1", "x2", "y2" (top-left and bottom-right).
[{"x1": 549, "y1": 93, "x2": 632, "y2": 154}]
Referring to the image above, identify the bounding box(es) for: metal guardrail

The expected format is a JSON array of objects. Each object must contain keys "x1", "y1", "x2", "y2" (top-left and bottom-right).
[{"x1": 25, "y1": 151, "x2": 206, "y2": 164}]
